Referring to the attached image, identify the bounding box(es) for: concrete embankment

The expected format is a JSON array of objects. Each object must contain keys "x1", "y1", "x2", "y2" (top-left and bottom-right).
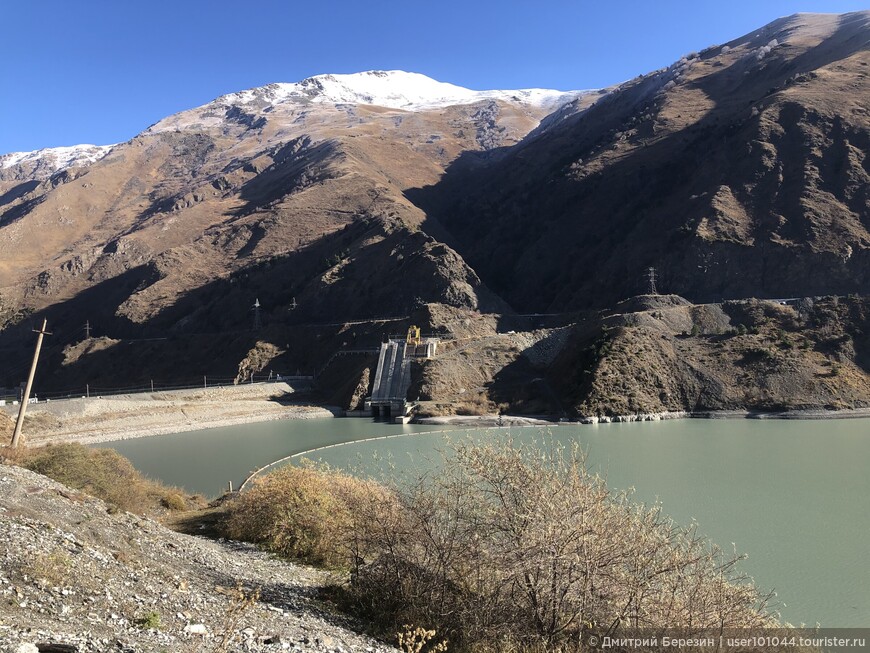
[{"x1": 0, "y1": 382, "x2": 335, "y2": 445}]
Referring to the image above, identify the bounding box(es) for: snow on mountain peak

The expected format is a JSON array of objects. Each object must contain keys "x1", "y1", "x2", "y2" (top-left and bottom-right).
[
  {"x1": 215, "y1": 70, "x2": 590, "y2": 112},
  {"x1": 0, "y1": 144, "x2": 114, "y2": 172},
  {"x1": 292, "y1": 70, "x2": 586, "y2": 110},
  {"x1": 144, "y1": 70, "x2": 593, "y2": 136}
]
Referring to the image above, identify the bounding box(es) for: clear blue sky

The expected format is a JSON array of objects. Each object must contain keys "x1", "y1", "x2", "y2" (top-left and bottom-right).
[{"x1": 2, "y1": 0, "x2": 867, "y2": 154}]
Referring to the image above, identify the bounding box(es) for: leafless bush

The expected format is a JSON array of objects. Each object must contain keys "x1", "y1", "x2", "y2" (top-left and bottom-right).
[{"x1": 346, "y1": 440, "x2": 776, "y2": 651}]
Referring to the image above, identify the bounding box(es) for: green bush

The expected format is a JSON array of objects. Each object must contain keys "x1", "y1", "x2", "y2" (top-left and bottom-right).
[{"x1": 135, "y1": 610, "x2": 161, "y2": 630}]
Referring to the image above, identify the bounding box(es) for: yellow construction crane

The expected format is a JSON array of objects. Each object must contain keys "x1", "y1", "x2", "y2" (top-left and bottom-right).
[{"x1": 406, "y1": 325, "x2": 422, "y2": 346}]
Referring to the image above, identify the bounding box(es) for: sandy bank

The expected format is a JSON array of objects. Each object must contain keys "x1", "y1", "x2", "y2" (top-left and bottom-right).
[{"x1": 0, "y1": 382, "x2": 336, "y2": 445}]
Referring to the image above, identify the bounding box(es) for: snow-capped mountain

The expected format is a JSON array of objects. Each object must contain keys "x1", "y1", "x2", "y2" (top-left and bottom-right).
[
  {"x1": 1, "y1": 71, "x2": 592, "y2": 178},
  {"x1": 224, "y1": 70, "x2": 587, "y2": 111},
  {"x1": 147, "y1": 70, "x2": 594, "y2": 134},
  {"x1": 1, "y1": 68, "x2": 593, "y2": 320},
  {"x1": 0, "y1": 144, "x2": 114, "y2": 173}
]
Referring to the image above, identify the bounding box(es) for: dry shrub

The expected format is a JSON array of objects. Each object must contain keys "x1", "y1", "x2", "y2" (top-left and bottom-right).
[
  {"x1": 0, "y1": 414, "x2": 14, "y2": 440},
  {"x1": 12, "y1": 442, "x2": 182, "y2": 514},
  {"x1": 454, "y1": 395, "x2": 492, "y2": 416},
  {"x1": 205, "y1": 585, "x2": 261, "y2": 653},
  {"x1": 161, "y1": 492, "x2": 187, "y2": 511},
  {"x1": 19, "y1": 551, "x2": 72, "y2": 587},
  {"x1": 346, "y1": 441, "x2": 776, "y2": 651},
  {"x1": 222, "y1": 463, "x2": 394, "y2": 568},
  {"x1": 397, "y1": 625, "x2": 448, "y2": 653}
]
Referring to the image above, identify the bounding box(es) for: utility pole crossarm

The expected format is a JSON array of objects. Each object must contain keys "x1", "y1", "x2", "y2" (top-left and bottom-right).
[{"x1": 10, "y1": 319, "x2": 51, "y2": 448}]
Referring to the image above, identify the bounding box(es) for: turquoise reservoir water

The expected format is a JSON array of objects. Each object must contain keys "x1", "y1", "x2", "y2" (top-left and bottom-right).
[{"x1": 97, "y1": 416, "x2": 870, "y2": 628}]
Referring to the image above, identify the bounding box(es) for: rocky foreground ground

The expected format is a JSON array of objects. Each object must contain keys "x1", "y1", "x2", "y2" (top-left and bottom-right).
[{"x1": 0, "y1": 463, "x2": 396, "y2": 653}]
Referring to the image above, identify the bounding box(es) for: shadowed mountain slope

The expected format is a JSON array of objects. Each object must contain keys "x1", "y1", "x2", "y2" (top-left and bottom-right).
[
  {"x1": 415, "y1": 12, "x2": 870, "y2": 312},
  {"x1": 3, "y1": 15, "x2": 870, "y2": 413}
]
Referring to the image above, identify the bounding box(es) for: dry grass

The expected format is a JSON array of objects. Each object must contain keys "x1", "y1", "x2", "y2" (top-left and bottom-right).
[
  {"x1": 0, "y1": 413, "x2": 13, "y2": 440},
  {"x1": 1, "y1": 442, "x2": 198, "y2": 515},
  {"x1": 18, "y1": 551, "x2": 72, "y2": 587},
  {"x1": 161, "y1": 491, "x2": 187, "y2": 511}
]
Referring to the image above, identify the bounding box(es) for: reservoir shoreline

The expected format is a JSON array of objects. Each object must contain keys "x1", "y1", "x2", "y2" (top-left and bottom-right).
[{"x1": 5, "y1": 381, "x2": 870, "y2": 447}]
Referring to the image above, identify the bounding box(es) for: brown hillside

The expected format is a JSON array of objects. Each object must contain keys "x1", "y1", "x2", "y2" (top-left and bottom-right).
[
  {"x1": 0, "y1": 79, "x2": 573, "y2": 388},
  {"x1": 409, "y1": 296, "x2": 870, "y2": 418},
  {"x1": 419, "y1": 12, "x2": 870, "y2": 311}
]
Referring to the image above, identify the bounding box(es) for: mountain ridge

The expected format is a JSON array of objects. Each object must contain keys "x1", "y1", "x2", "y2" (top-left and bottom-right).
[
  {"x1": 418, "y1": 11, "x2": 870, "y2": 311},
  {"x1": 1, "y1": 70, "x2": 593, "y2": 178},
  {"x1": 2, "y1": 12, "x2": 870, "y2": 418}
]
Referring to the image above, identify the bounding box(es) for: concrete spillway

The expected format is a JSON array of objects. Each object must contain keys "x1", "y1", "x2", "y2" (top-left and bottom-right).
[
  {"x1": 367, "y1": 337, "x2": 438, "y2": 421},
  {"x1": 368, "y1": 340, "x2": 412, "y2": 420},
  {"x1": 371, "y1": 340, "x2": 411, "y2": 403}
]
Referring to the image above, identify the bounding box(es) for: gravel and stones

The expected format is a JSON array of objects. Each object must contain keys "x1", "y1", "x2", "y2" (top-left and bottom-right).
[{"x1": 0, "y1": 464, "x2": 396, "y2": 653}]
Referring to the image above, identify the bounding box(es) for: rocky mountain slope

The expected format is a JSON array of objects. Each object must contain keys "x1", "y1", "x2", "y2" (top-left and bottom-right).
[
  {"x1": 406, "y1": 295, "x2": 870, "y2": 418},
  {"x1": 0, "y1": 462, "x2": 397, "y2": 652},
  {"x1": 0, "y1": 72, "x2": 593, "y2": 391},
  {"x1": 0, "y1": 71, "x2": 592, "y2": 328},
  {"x1": 3, "y1": 14, "x2": 870, "y2": 417},
  {"x1": 419, "y1": 12, "x2": 870, "y2": 311}
]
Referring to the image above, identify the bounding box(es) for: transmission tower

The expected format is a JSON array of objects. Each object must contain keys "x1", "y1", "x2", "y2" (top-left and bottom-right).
[
  {"x1": 646, "y1": 267, "x2": 658, "y2": 295},
  {"x1": 252, "y1": 299, "x2": 262, "y2": 330},
  {"x1": 84, "y1": 320, "x2": 91, "y2": 340}
]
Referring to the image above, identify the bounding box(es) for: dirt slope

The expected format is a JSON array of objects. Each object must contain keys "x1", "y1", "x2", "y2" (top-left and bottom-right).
[{"x1": 409, "y1": 295, "x2": 870, "y2": 418}]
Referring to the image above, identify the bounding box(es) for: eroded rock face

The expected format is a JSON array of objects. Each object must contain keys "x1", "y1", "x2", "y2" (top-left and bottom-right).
[
  {"x1": 236, "y1": 342, "x2": 286, "y2": 384},
  {"x1": 348, "y1": 367, "x2": 371, "y2": 411},
  {"x1": 0, "y1": 463, "x2": 398, "y2": 652}
]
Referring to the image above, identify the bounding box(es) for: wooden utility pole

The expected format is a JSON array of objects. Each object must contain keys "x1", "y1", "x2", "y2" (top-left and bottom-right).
[{"x1": 11, "y1": 319, "x2": 51, "y2": 448}]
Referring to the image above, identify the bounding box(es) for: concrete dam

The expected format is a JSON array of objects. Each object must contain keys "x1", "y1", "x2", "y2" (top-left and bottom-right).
[{"x1": 367, "y1": 329, "x2": 438, "y2": 421}]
